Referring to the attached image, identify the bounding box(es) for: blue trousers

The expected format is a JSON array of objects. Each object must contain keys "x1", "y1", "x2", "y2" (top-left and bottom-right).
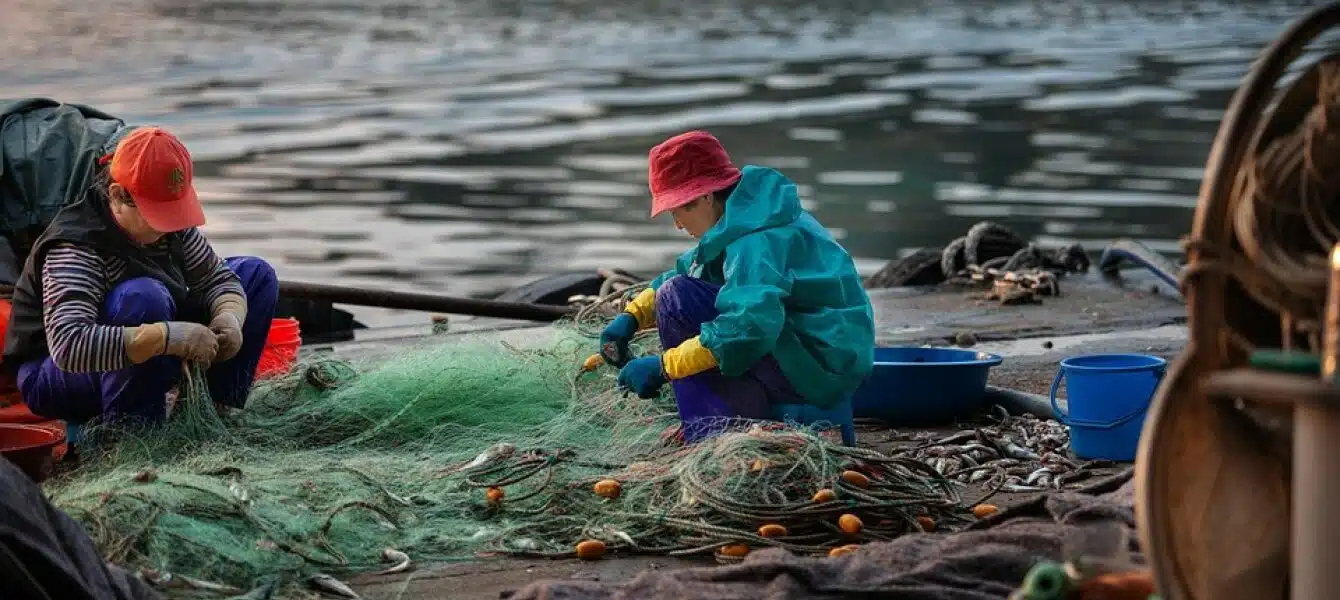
[
  {"x1": 655, "y1": 276, "x2": 803, "y2": 442},
  {"x1": 19, "y1": 256, "x2": 279, "y2": 426}
]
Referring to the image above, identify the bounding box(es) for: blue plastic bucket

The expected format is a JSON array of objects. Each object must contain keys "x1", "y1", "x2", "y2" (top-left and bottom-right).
[{"x1": 1049, "y1": 354, "x2": 1166, "y2": 461}]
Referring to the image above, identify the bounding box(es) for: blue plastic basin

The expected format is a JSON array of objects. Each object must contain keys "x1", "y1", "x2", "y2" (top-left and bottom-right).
[{"x1": 851, "y1": 346, "x2": 1004, "y2": 425}]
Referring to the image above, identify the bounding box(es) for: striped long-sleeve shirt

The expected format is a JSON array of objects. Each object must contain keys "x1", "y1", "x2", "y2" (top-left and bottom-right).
[{"x1": 41, "y1": 228, "x2": 244, "y2": 373}]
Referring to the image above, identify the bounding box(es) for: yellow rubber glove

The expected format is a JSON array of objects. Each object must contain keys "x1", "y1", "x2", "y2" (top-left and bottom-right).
[
  {"x1": 662, "y1": 336, "x2": 719, "y2": 380},
  {"x1": 623, "y1": 287, "x2": 657, "y2": 329}
]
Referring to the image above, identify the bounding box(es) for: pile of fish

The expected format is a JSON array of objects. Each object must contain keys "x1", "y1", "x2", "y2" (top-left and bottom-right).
[{"x1": 891, "y1": 408, "x2": 1118, "y2": 492}]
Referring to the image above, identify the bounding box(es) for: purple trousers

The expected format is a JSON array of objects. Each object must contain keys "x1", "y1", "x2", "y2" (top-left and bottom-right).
[
  {"x1": 19, "y1": 256, "x2": 279, "y2": 426},
  {"x1": 655, "y1": 276, "x2": 802, "y2": 442}
]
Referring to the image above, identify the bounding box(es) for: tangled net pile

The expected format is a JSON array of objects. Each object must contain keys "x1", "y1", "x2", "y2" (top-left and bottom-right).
[{"x1": 43, "y1": 315, "x2": 968, "y2": 596}]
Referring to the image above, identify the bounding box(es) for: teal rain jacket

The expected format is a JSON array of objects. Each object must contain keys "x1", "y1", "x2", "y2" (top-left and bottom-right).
[{"x1": 650, "y1": 165, "x2": 875, "y2": 409}]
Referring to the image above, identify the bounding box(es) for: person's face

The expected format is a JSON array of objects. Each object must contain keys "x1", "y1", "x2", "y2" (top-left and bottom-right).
[
  {"x1": 107, "y1": 182, "x2": 165, "y2": 245},
  {"x1": 670, "y1": 196, "x2": 723, "y2": 239}
]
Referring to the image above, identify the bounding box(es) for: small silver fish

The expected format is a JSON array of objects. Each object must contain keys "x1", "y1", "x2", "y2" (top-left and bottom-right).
[
  {"x1": 925, "y1": 446, "x2": 959, "y2": 458},
  {"x1": 511, "y1": 538, "x2": 539, "y2": 551},
  {"x1": 1057, "y1": 470, "x2": 1093, "y2": 486},
  {"x1": 612, "y1": 530, "x2": 637, "y2": 548},
  {"x1": 459, "y1": 442, "x2": 517, "y2": 472},
  {"x1": 1025, "y1": 467, "x2": 1054, "y2": 486},
  {"x1": 1040, "y1": 434, "x2": 1069, "y2": 449},
  {"x1": 1006, "y1": 464, "x2": 1034, "y2": 477},
  {"x1": 374, "y1": 548, "x2": 412, "y2": 575},
  {"x1": 140, "y1": 568, "x2": 242, "y2": 595},
  {"x1": 310, "y1": 573, "x2": 360, "y2": 599},
  {"x1": 932, "y1": 430, "x2": 978, "y2": 446},
  {"x1": 959, "y1": 442, "x2": 995, "y2": 455},
  {"x1": 231, "y1": 580, "x2": 278, "y2": 600},
  {"x1": 1038, "y1": 452, "x2": 1074, "y2": 468},
  {"x1": 229, "y1": 481, "x2": 250, "y2": 505},
  {"x1": 1001, "y1": 439, "x2": 1040, "y2": 461},
  {"x1": 945, "y1": 457, "x2": 965, "y2": 473}
]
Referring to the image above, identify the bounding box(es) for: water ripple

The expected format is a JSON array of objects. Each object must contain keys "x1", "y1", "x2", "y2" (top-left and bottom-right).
[{"x1": 0, "y1": 0, "x2": 1325, "y2": 325}]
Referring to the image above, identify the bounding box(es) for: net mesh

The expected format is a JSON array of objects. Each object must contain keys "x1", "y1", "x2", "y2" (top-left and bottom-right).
[{"x1": 43, "y1": 317, "x2": 968, "y2": 596}]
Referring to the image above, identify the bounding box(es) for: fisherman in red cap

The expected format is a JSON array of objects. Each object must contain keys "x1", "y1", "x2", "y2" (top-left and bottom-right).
[
  {"x1": 3, "y1": 126, "x2": 279, "y2": 427},
  {"x1": 600, "y1": 130, "x2": 875, "y2": 442}
]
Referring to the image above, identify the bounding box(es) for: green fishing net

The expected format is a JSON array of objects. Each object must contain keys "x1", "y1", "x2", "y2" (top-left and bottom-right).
[{"x1": 42, "y1": 315, "x2": 968, "y2": 597}]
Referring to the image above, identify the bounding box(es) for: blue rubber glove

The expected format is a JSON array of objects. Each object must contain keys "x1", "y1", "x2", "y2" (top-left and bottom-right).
[
  {"x1": 617, "y1": 356, "x2": 668, "y2": 399},
  {"x1": 599, "y1": 313, "x2": 640, "y2": 367}
]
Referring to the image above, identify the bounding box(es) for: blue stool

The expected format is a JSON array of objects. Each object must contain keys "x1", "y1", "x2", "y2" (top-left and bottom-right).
[{"x1": 769, "y1": 396, "x2": 858, "y2": 447}]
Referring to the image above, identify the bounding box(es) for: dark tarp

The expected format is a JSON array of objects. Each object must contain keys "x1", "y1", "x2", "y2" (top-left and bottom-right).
[
  {"x1": 0, "y1": 457, "x2": 161, "y2": 600},
  {"x1": 510, "y1": 470, "x2": 1141, "y2": 600},
  {"x1": 0, "y1": 98, "x2": 131, "y2": 284}
]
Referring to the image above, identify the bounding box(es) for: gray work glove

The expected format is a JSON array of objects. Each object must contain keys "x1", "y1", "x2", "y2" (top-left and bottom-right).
[
  {"x1": 163, "y1": 321, "x2": 219, "y2": 364},
  {"x1": 209, "y1": 312, "x2": 244, "y2": 362}
]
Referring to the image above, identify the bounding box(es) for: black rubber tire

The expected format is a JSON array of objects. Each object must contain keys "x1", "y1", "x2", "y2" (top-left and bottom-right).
[
  {"x1": 940, "y1": 237, "x2": 967, "y2": 278},
  {"x1": 1051, "y1": 243, "x2": 1091, "y2": 273},
  {"x1": 1002, "y1": 245, "x2": 1044, "y2": 271},
  {"x1": 964, "y1": 221, "x2": 1028, "y2": 267},
  {"x1": 865, "y1": 247, "x2": 947, "y2": 288}
]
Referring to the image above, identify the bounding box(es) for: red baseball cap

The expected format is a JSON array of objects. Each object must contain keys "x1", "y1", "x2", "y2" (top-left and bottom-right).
[
  {"x1": 647, "y1": 130, "x2": 742, "y2": 218},
  {"x1": 109, "y1": 127, "x2": 205, "y2": 232}
]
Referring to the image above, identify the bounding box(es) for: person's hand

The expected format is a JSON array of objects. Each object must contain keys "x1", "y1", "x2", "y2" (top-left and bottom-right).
[
  {"x1": 599, "y1": 313, "x2": 640, "y2": 367},
  {"x1": 163, "y1": 321, "x2": 219, "y2": 364},
  {"x1": 209, "y1": 312, "x2": 244, "y2": 362},
  {"x1": 617, "y1": 356, "x2": 668, "y2": 399}
]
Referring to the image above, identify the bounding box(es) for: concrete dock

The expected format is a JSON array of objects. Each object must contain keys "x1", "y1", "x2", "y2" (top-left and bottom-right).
[
  {"x1": 328, "y1": 271, "x2": 1186, "y2": 600},
  {"x1": 317, "y1": 270, "x2": 1186, "y2": 361}
]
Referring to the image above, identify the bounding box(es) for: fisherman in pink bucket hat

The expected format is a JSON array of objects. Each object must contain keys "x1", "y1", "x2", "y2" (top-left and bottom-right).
[{"x1": 600, "y1": 130, "x2": 875, "y2": 443}]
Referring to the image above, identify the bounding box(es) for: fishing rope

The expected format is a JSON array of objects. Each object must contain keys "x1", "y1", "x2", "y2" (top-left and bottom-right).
[
  {"x1": 456, "y1": 425, "x2": 968, "y2": 559},
  {"x1": 1180, "y1": 59, "x2": 1340, "y2": 354},
  {"x1": 572, "y1": 278, "x2": 654, "y2": 340}
]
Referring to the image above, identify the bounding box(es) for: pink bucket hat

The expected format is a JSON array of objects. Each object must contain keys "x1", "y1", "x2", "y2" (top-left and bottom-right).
[{"x1": 647, "y1": 131, "x2": 742, "y2": 218}]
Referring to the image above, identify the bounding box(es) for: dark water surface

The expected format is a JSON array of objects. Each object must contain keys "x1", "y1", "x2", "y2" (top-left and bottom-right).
[{"x1": 0, "y1": 0, "x2": 1332, "y2": 326}]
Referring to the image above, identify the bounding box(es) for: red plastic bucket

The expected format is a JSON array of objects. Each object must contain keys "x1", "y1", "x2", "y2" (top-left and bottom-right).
[
  {"x1": 0, "y1": 300, "x2": 68, "y2": 467},
  {"x1": 0, "y1": 298, "x2": 13, "y2": 393},
  {"x1": 0, "y1": 401, "x2": 45, "y2": 424},
  {"x1": 1, "y1": 423, "x2": 65, "y2": 482},
  {"x1": 256, "y1": 318, "x2": 302, "y2": 379},
  {"x1": 0, "y1": 394, "x2": 69, "y2": 462},
  {"x1": 0, "y1": 298, "x2": 10, "y2": 343}
]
